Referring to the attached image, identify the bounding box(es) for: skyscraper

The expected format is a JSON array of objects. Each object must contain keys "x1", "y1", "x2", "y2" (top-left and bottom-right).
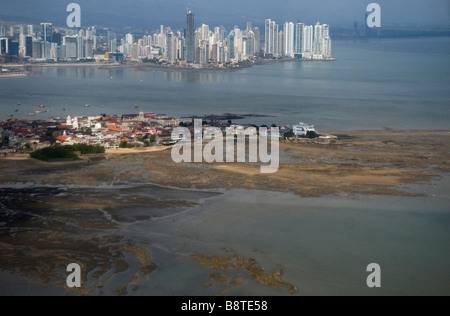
[
  {"x1": 265, "y1": 19, "x2": 279, "y2": 57},
  {"x1": 41, "y1": 23, "x2": 52, "y2": 43},
  {"x1": 167, "y1": 31, "x2": 175, "y2": 63},
  {"x1": 25, "y1": 36, "x2": 33, "y2": 57},
  {"x1": 302, "y1": 25, "x2": 313, "y2": 59},
  {"x1": 252, "y1": 27, "x2": 261, "y2": 53},
  {"x1": 294, "y1": 23, "x2": 304, "y2": 56},
  {"x1": 283, "y1": 22, "x2": 294, "y2": 57},
  {"x1": 27, "y1": 25, "x2": 33, "y2": 37},
  {"x1": 313, "y1": 21, "x2": 324, "y2": 58},
  {"x1": 186, "y1": 10, "x2": 195, "y2": 63},
  {"x1": 228, "y1": 30, "x2": 236, "y2": 59}
]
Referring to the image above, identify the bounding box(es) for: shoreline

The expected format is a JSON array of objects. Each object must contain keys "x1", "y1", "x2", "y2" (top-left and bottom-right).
[
  {"x1": 0, "y1": 57, "x2": 335, "y2": 75},
  {"x1": 1, "y1": 130, "x2": 448, "y2": 197}
]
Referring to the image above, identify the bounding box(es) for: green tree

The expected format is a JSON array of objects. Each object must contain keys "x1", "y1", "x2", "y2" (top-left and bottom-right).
[
  {"x1": 284, "y1": 131, "x2": 295, "y2": 138},
  {"x1": 119, "y1": 141, "x2": 128, "y2": 148}
]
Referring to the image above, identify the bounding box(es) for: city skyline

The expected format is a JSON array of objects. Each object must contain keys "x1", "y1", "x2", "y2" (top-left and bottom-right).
[{"x1": 0, "y1": 11, "x2": 334, "y2": 65}]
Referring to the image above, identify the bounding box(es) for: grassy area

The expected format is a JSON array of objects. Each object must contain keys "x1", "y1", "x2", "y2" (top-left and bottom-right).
[{"x1": 30, "y1": 144, "x2": 105, "y2": 161}]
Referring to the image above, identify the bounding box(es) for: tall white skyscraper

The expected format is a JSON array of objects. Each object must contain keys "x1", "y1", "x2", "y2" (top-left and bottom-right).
[
  {"x1": 302, "y1": 25, "x2": 313, "y2": 59},
  {"x1": 265, "y1": 19, "x2": 279, "y2": 57},
  {"x1": 311, "y1": 22, "x2": 332, "y2": 59},
  {"x1": 27, "y1": 25, "x2": 33, "y2": 37},
  {"x1": 201, "y1": 24, "x2": 209, "y2": 41},
  {"x1": 313, "y1": 21, "x2": 323, "y2": 58},
  {"x1": 283, "y1": 22, "x2": 294, "y2": 57},
  {"x1": 321, "y1": 24, "x2": 332, "y2": 59},
  {"x1": 126, "y1": 33, "x2": 134, "y2": 45}
]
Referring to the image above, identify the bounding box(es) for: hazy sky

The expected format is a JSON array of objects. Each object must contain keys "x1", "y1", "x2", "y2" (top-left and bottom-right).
[{"x1": 0, "y1": 0, "x2": 449, "y2": 29}]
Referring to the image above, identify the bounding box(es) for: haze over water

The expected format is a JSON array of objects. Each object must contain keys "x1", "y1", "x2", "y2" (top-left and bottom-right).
[{"x1": 1, "y1": 37, "x2": 449, "y2": 130}]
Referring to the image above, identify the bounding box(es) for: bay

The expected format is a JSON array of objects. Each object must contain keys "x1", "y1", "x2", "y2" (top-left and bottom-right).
[{"x1": 0, "y1": 37, "x2": 449, "y2": 130}]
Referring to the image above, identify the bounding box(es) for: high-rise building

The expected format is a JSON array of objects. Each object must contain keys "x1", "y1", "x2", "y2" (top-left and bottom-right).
[
  {"x1": 313, "y1": 21, "x2": 323, "y2": 57},
  {"x1": 265, "y1": 19, "x2": 272, "y2": 55},
  {"x1": 244, "y1": 30, "x2": 255, "y2": 57},
  {"x1": 321, "y1": 24, "x2": 332, "y2": 59},
  {"x1": 201, "y1": 24, "x2": 209, "y2": 41},
  {"x1": 41, "y1": 23, "x2": 53, "y2": 43},
  {"x1": 211, "y1": 43, "x2": 218, "y2": 64},
  {"x1": 27, "y1": 25, "x2": 34, "y2": 37},
  {"x1": 85, "y1": 39, "x2": 94, "y2": 58},
  {"x1": 302, "y1": 25, "x2": 313, "y2": 59},
  {"x1": 42, "y1": 41, "x2": 51, "y2": 59},
  {"x1": 167, "y1": 31, "x2": 175, "y2": 63},
  {"x1": 214, "y1": 26, "x2": 225, "y2": 42},
  {"x1": 278, "y1": 31, "x2": 283, "y2": 57},
  {"x1": 9, "y1": 41, "x2": 19, "y2": 56},
  {"x1": 283, "y1": 22, "x2": 294, "y2": 57},
  {"x1": 25, "y1": 36, "x2": 33, "y2": 57},
  {"x1": 126, "y1": 33, "x2": 134, "y2": 45},
  {"x1": 252, "y1": 27, "x2": 261, "y2": 53},
  {"x1": 77, "y1": 30, "x2": 84, "y2": 59},
  {"x1": 311, "y1": 22, "x2": 332, "y2": 59},
  {"x1": 32, "y1": 40, "x2": 42, "y2": 59},
  {"x1": 0, "y1": 38, "x2": 9, "y2": 54},
  {"x1": 265, "y1": 19, "x2": 279, "y2": 57},
  {"x1": 19, "y1": 33, "x2": 26, "y2": 49},
  {"x1": 0, "y1": 25, "x2": 5, "y2": 37},
  {"x1": 294, "y1": 23, "x2": 304, "y2": 55},
  {"x1": 64, "y1": 35, "x2": 77, "y2": 59},
  {"x1": 186, "y1": 10, "x2": 195, "y2": 63}
]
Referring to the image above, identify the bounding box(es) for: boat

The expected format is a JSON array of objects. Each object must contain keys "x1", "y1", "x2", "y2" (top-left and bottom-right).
[
  {"x1": 17, "y1": 102, "x2": 21, "y2": 105},
  {"x1": 85, "y1": 104, "x2": 90, "y2": 107},
  {"x1": 39, "y1": 105, "x2": 46, "y2": 109},
  {"x1": 134, "y1": 104, "x2": 139, "y2": 109},
  {"x1": 28, "y1": 113, "x2": 35, "y2": 116},
  {"x1": 35, "y1": 110, "x2": 41, "y2": 114},
  {"x1": 14, "y1": 109, "x2": 18, "y2": 113},
  {"x1": 8, "y1": 114, "x2": 13, "y2": 117}
]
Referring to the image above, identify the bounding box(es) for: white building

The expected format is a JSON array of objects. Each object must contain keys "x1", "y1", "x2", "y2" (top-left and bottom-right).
[
  {"x1": 265, "y1": 19, "x2": 279, "y2": 57},
  {"x1": 283, "y1": 22, "x2": 295, "y2": 58},
  {"x1": 293, "y1": 123, "x2": 316, "y2": 136},
  {"x1": 302, "y1": 25, "x2": 313, "y2": 59}
]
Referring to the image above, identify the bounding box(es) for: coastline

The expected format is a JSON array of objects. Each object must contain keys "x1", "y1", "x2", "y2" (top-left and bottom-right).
[
  {"x1": 0, "y1": 57, "x2": 335, "y2": 76},
  {"x1": 2, "y1": 130, "x2": 448, "y2": 196}
]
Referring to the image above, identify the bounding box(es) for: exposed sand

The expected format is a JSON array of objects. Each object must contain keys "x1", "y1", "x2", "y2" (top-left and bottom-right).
[
  {"x1": 0, "y1": 130, "x2": 449, "y2": 295},
  {"x1": 2, "y1": 130, "x2": 449, "y2": 196},
  {"x1": 191, "y1": 254, "x2": 297, "y2": 295},
  {"x1": 105, "y1": 146, "x2": 171, "y2": 156}
]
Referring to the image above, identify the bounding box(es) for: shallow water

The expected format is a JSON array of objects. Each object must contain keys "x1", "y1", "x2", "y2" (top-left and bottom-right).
[{"x1": 124, "y1": 177, "x2": 450, "y2": 295}]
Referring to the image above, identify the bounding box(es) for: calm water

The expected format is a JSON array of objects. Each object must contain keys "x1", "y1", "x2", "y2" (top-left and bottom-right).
[
  {"x1": 128, "y1": 181, "x2": 450, "y2": 296},
  {"x1": 1, "y1": 37, "x2": 449, "y2": 130}
]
